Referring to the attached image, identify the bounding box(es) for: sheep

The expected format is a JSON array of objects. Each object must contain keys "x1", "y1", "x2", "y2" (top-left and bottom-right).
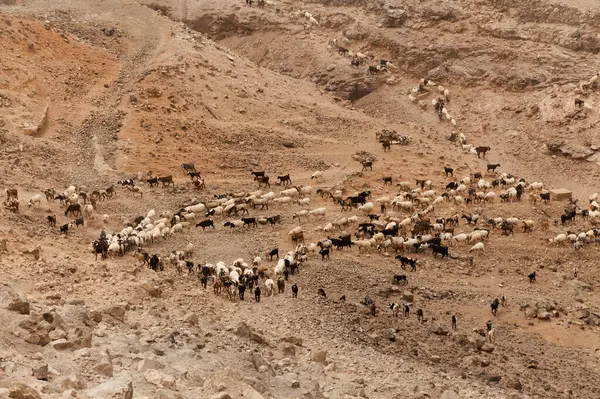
[
  {"x1": 311, "y1": 171, "x2": 323, "y2": 179},
  {"x1": 355, "y1": 240, "x2": 372, "y2": 252},
  {"x1": 308, "y1": 207, "x2": 327, "y2": 218},
  {"x1": 296, "y1": 198, "x2": 311, "y2": 207},
  {"x1": 273, "y1": 196, "x2": 293, "y2": 206},
  {"x1": 297, "y1": 186, "x2": 313, "y2": 197},
  {"x1": 358, "y1": 202, "x2": 374, "y2": 214},
  {"x1": 528, "y1": 182, "x2": 544, "y2": 190},
  {"x1": 27, "y1": 194, "x2": 42, "y2": 208},
  {"x1": 293, "y1": 210, "x2": 309, "y2": 221},
  {"x1": 549, "y1": 233, "x2": 567, "y2": 245},
  {"x1": 280, "y1": 188, "x2": 300, "y2": 198},
  {"x1": 469, "y1": 242, "x2": 484, "y2": 252}
]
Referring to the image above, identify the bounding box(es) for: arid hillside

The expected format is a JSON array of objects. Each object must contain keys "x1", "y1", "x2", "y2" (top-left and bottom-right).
[{"x1": 1, "y1": 0, "x2": 600, "y2": 399}]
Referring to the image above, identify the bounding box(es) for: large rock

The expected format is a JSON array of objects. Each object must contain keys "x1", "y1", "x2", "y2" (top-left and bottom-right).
[
  {"x1": 17, "y1": 317, "x2": 51, "y2": 346},
  {"x1": 31, "y1": 364, "x2": 48, "y2": 381},
  {"x1": 311, "y1": 351, "x2": 327, "y2": 364},
  {"x1": 50, "y1": 339, "x2": 73, "y2": 350},
  {"x1": 137, "y1": 358, "x2": 165, "y2": 372},
  {"x1": 94, "y1": 350, "x2": 114, "y2": 377},
  {"x1": 2, "y1": 382, "x2": 41, "y2": 399},
  {"x1": 430, "y1": 323, "x2": 449, "y2": 336},
  {"x1": 7, "y1": 297, "x2": 30, "y2": 315},
  {"x1": 183, "y1": 313, "x2": 198, "y2": 325},
  {"x1": 537, "y1": 309, "x2": 551, "y2": 320},
  {"x1": 402, "y1": 291, "x2": 414, "y2": 302},
  {"x1": 144, "y1": 370, "x2": 176, "y2": 389},
  {"x1": 138, "y1": 281, "x2": 162, "y2": 298},
  {"x1": 242, "y1": 387, "x2": 265, "y2": 399},
  {"x1": 480, "y1": 343, "x2": 495, "y2": 353},
  {"x1": 86, "y1": 375, "x2": 134, "y2": 399},
  {"x1": 440, "y1": 390, "x2": 460, "y2": 399}
]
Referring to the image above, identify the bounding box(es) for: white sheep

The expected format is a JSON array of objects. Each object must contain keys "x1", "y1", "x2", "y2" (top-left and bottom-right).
[
  {"x1": 296, "y1": 198, "x2": 311, "y2": 207},
  {"x1": 273, "y1": 196, "x2": 292, "y2": 206},
  {"x1": 549, "y1": 233, "x2": 567, "y2": 245},
  {"x1": 469, "y1": 242, "x2": 484, "y2": 252},
  {"x1": 28, "y1": 194, "x2": 42, "y2": 208},
  {"x1": 281, "y1": 188, "x2": 299, "y2": 198},
  {"x1": 418, "y1": 100, "x2": 427, "y2": 109},
  {"x1": 293, "y1": 210, "x2": 309, "y2": 221},
  {"x1": 308, "y1": 207, "x2": 327, "y2": 218},
  {"x1": 147, "y1": 209, "x2": 156, "y2": 219},
  {"x1": 185, "y1": 243, "x2": 194, "y2": 257},
  {"x1": 311, "y1": 171, "x2": 323, "y2": 180},
  {"x1": 408, "y1": 94, "x2": 417, "y2": 103},
  {"x1": 102, "y1": 214, "x2": 110, "y2": 223},
  {"x1": 358, "y1": 202, "x2": 374, "y2": 214}
]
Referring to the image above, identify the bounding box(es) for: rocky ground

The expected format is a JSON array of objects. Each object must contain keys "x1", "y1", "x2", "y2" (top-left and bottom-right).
[{"x1": 2, "y1": 0, "x2": 600, "y2": 398}]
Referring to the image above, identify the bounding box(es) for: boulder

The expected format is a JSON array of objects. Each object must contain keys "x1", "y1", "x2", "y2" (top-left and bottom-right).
[
  {"x1": 137, "y1": 358, "x2": 165, "y2": 372},
  {"x1": 480, "y1": 343, "x2": 495, "y2": 353},
  {"x1": 50, "y1": 339, "x2": 73, "y2": 350},
  {"x1": 235, "y1": 322, "x2": 251, "y2": 338},
  {"x1": 210, "y1": 393, "x2": 232, "y2": 399},
  {"x1": 440, "y1": 390, "x2": 460, "y2": 399},
  {"x1": 94, "y1": 350, "x2": 114, "y2": 377},
  {"x1": 58, "y1": 374, "x2": 86, "y2": 390},
  {"x1": 537, "y1": 309, "x2": 551, "y2": 320},
  {"x1": 402, "y1": 291, "x2": 414, "y2": 302},
  {"x1": 7, "y1": 297, "x2": 30, "y2": 315},
  {"x1": 31, "y1": 363, "x2": 48, "y2": 380},
  {"x1": 138, "y1": 281, "x2": 161, "y2": 298},
  {"x1": 242, "y1": 387, "x2": 265, "y2": 399},
  {"x1": 86, "y1": 375, "x2": 134, "y2": 399},
  {"x1": 311, "y1": 351, "x2": 327, "y2": 364},
  {"x1": 430, "y1": 323, "x2": 449, "y2": 336},
  {"x1": 144, "y1": 370, "x2": 176, "y2": 389},
  {"x1": 2, "y1": 381, "x2": 41, "y2": 399},
  {"x1": 183, "y1": 313, "x2": 198, "y2": 325}
]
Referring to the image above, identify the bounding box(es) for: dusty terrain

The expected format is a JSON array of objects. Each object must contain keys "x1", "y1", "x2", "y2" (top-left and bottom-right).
[{"x1": 2, "y1": 0, "x2": 600, "y2": 398}]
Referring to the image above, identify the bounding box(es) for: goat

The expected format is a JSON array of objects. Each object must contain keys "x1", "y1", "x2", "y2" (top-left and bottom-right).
[
  {"x1": 277, "y1": 174, "x2": 292, "y2": 186},
  {"x1": 64, "y1": 203, "x2": 82, "y2": 217},
  {"x1": 444, "y1": 167, "x2": 454, "y2": 177},
  {"x1": 47, "y1": 215, "x2": 56, "y2": 228},
  {"x1": 475, "y1": 146, "x2": 491, "y2": 158},
  {"x1": 268, "y1": 248, "x2": 279, "y2": 260},
  {"x1": 158, "y1": 175, "x2": 175, "y2": 187},
  {"x1": 255, "y1": 175, "x2": 270, "y2": 188},
  {"x1": 360, "y1": 161, "x2": 373, "y2": 172},
  {"x1": 486, "y1": 164, "x2": 500, "y2": 173},
  {"x1": 196, "y1": 219, "x2": 215, "y2": 230},
  {"x1": 528, "y1": 271, "x2": 536, "y2": 283},
  {"x1": 383, "y1": 176, "x2": 393, "y2": 185}
]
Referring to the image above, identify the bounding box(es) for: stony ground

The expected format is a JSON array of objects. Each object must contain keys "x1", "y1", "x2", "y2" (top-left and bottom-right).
[{"x1": 2, "y1": 0, "x2": 600, "y2": 398}]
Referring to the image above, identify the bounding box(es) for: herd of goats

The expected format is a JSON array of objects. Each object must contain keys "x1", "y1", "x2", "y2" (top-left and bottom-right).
[{"x1": 3, "y1": 150, "x2": 599, "y2": 339}]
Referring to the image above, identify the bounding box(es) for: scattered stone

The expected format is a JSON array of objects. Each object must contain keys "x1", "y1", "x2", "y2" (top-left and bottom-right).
[
  {"x1": 440, "y1": 389, "x2": 460, "y2": 399},
  {"x1": 144, "y1": 370, "x2": 176, "y2": 389},
  {"x1": 311, "y1": 351, "x2": 327, "y2": 364},
  {"x1": 137, "y1": 358, "x2": 164, "y2": 372},
  {"x1": 291, "y1": 380, "x2": 300, "y2": 388},
  {"x1": 4, "y1": 382, "x2": 42, "y2": 399},
  {"x1": 32, "y1": 363, "x2": 49, "y2": 381},
  {"x1": 7, "y1": 297, "x2": 30, "y2": 315},
  {"x1": 183, "y1": 313, "x2": 199, "y2": 325},
  {"x1": 242, "y1": 387, "x2": 265, "y2": 399},
  {"x1": 480, "y1": 343, "x2": 495, "y2": 353},
  {"x1": 50, "y1": 339, "x2": 73, "y2": 350},
  {"x1": 402, "y1": 291, "x2": 414, "y2": 302},
  {"x1": 86, "y1": 375, "x2": 134, "y2": 399},
  {"x1": 210, "y1": 393, "x2": 232, "y2": 399}
]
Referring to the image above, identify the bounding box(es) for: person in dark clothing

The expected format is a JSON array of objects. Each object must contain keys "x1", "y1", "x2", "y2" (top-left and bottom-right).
[
  {"x1": 451, "y1": 315, "x2": 457, "y2": 330},
  {"x1": 291, "y1": 283, "x2": 298, "y2": 298},
  {"x1": 200, "y1": 276, "x2": 207, "y2": 289}
]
